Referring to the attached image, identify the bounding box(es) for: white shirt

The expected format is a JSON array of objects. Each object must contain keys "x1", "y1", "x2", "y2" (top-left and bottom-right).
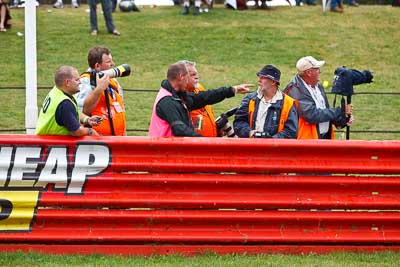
[
  {"x1": 254, "y1": 89, "x2": 283, "y2": 132},
  {"x1": 75, "y1": 68, "x2": 123, "y2": 112},
  {"x1": 300, "y1": 78, "x2": 329, "y2": 135}
]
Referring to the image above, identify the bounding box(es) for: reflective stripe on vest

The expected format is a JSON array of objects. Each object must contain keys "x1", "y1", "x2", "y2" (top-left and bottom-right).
[{"x1": 35, "y1": 86, "x2": 79, "y2": 136}]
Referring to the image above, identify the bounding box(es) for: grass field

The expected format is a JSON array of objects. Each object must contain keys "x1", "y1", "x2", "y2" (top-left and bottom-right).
[
  {"x1": 1, "y1": 4, "x2": 400, "y2": 264},
  {"x1": 0, "y1": 4, "x2": 399, "y2": 139},
  {"x1": 1, "y1": 251, "x2": 400, "y2": 266}
]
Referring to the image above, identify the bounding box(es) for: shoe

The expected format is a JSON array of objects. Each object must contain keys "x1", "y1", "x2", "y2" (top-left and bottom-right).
[
  {"x1": 90, "y1": 30, "x2": 97, "y2": 36},
  {"x1": 330, "y1": 6, "x2": 343, "y2": 12},
  {"x1": 112, "y1": 29, "x2": 120, "y2": 36},
  {"x1": 181, "y1": 5, "x2": 189, "y2": 15},
  {"x1": 53, "y1": 1, "x2": 64, "y2": 8},
  {"x1": 349, "y1": 1, "x2": 359, "y2": 6},
  {"x1": 0, "y1": 27, "x2": 6, "y2": 32},
  {"x1": 193, "y1": 6, "x2": 200, "y2": 15},
  {"x1": 72, "y1": 0, "x2": 79, "y2": 8}
]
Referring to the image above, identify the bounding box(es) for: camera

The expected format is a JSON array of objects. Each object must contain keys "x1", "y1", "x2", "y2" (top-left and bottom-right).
[
  {"x1": 253, "y1": 132, "x2": 272, "y2": 138},
  {"x1": 215, "y1": 107, "x2": 238, "y2": 138},
  {"x1": 90, "y1": 64, "x2": 131, "y2": 86}
]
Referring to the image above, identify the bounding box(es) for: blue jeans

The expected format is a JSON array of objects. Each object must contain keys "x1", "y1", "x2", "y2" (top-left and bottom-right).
[
  {"x1": 88, "y1": 0, "x2": 115, "y2": 33},
  {"x1": 296, "y1": 0, "x2": 315, "y2": 5},
  {"x1": 330, "y1": 0, "x2": 342, "y2": 9}
]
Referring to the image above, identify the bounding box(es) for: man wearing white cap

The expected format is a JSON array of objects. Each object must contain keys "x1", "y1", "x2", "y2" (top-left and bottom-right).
[{"x1": 284, "y1": 56, "x2": 353, "y2": 139}]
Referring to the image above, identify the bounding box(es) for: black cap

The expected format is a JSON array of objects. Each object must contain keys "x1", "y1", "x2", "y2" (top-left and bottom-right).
[{"x1": 256, "y1": 65, "x2": 281, "y2": 84}]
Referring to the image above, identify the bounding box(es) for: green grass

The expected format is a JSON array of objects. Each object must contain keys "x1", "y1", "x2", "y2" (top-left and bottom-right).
[
  {"x1": 1, "y1": 251, "x2": 400, "y2": 266},
  {"x1": 0, "y1": 5, "x2": 399, "y2": 139}
]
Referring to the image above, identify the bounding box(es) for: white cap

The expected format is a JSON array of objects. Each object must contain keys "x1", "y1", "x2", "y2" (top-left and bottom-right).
[{"x1": 296, "y1": 56, "x2": 325, "y2": 72}]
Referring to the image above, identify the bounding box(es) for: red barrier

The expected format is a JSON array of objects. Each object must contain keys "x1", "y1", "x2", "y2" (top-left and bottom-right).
[{"x1": 0, "y1": 135, "x2": 400, "y2": 255}]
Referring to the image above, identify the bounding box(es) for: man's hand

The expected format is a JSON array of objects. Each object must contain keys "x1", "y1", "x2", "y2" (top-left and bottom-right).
[
  {"x1": 249, "y1": 130, "x2": 256, "y2": 138},
  {"x1": 87, "y1": 127, "x2": 100, "y2": 136},
  {"x1": 233, "y1": 84, "x2": 255, "y2": 94},
  {"x1": 87, "y1": 115, "x2": 105, "y2": 126},
  {"x1": 345, "y1": 104, "x2": 352, "y2": 116},
  {"x1": 94, "y1": 73, "x2": 110, "y2": 92},
  {"x1": 346, "y1": 115, "x2": 354, "y2": 126}
]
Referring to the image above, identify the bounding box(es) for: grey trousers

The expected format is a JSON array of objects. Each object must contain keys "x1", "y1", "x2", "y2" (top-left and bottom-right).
[{"x1": 88, "y1": 0, "x2": 115, "y2": 33}]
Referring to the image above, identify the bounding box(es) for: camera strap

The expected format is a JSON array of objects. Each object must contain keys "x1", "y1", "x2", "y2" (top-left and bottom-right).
[{"x1": 104, "y1": 88, "x2": 116, "y2": 136}]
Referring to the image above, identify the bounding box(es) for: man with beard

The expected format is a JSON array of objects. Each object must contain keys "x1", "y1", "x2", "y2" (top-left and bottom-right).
[
  {"x1": 149, "y1": 62, "x2": 253, "y2": 137},
  {"x1": 234, "y1": 64, "x2": 298, "y2": 139}
]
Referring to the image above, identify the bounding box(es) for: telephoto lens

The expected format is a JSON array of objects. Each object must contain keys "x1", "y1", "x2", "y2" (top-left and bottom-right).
[
  {"x1": 222, "y1": 122, "x2": 236, "y2": 138},
  {"x1": 89, "y1": 64, "x2": 131, "y2": 86}
]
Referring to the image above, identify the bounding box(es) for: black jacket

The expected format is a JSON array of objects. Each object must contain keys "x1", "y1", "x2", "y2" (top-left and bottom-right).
[{"x1": 156, "y1": 80, "x2": 235, "y2": 137}]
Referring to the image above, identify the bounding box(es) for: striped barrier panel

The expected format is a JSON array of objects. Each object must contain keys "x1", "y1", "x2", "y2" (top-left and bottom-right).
[{"x1": 0, "y1": 135, "x2": 400, "y2": 255}]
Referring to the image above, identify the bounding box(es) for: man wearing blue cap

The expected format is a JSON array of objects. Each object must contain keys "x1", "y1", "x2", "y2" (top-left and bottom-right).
[{"x1": 234, "y1": 65, "x2": 298, "y2": 139}]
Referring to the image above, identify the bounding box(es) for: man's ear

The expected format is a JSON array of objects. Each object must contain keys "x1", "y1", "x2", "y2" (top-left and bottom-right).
[{"x1": 94, "y1": 62, "x2": 101, "y2": 70}]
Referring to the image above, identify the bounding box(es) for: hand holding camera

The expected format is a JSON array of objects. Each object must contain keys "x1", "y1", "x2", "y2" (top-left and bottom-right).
[
  {"x1": 94, "y1": 73, "x2": 110, "y2": 93},
  {"x1": 87, "y1": 115, "x2": 105, "y2": 126},
  {"x1": 89, "y1": 64, "x2": 131, "y2": 87}
]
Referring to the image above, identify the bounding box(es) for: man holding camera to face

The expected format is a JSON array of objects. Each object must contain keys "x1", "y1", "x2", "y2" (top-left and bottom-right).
[
  {"x1": 76, "y1": 46, "x2": 126, "y2": 136},
  {"x1": 148, "y1": 62, "x2": 253, "y2": 137},
  {"x1": 234, "y1": 65, "x2": 298, "y2": 139}
]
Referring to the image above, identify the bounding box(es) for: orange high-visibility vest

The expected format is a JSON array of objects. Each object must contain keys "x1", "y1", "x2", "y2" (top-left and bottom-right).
[
  {"x1": 248, "y1": 94, "x2": 295, "y2": 133},
  {"x1": 80, "y1": 73, "x2": 126, "y2": 136},
  {"x1": 190, "y1": 83, "x2": 218, "y2": 137}
]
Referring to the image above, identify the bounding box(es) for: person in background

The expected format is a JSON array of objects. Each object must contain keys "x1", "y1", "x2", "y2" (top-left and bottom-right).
[
  {"x1": 76, "y1": 46, "x2": 126, "y2": 136},
  {"x1": 36, "y1": 66, "x2": 101, "y2": 136},
  {"x1": 0, "y1": 0, "x2": 11, "y2": 32},
  {"x1": 181, "y1": 0, "x2": 201, "y2": 15},
  {"x1": 295, "y1": 0, "x2": 315, "y2": 6},
  {"x1": 53, "y1": 0, "x2": 79, "y2": 8},
  {"x1": 149, "y1": 62, "x2": 253, "y2": 137},
  {"x1": 234, "y1": 65, "x2": 298, "y2": 139},
  {"x1": 88, "y1": 0, "x2": 120, "y2": 36},
  {"x1": 284, "y1": 56, "x2": 353, "y2": 139}
]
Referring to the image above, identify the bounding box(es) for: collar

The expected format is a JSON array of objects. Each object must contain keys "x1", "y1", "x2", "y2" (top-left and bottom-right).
[
  {"x1": 161, "y1": 79, "x2": 187, "y2": 100},
  {"x1": 56, "y1": 86, "x2": 77, "y2": 104},
  {"x1": 257, "y1": 88, "x2": 283, "y2": 104}
]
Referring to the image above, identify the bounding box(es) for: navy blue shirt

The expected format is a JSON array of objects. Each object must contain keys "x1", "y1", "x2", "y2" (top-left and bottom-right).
[{"x1": 55, "y1": 94, "x2": 80, "y2": 132}]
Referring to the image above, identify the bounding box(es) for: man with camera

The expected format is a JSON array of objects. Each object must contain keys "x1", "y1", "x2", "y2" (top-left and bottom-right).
[
  {"x1": 234, "y1": 65, "x2": 298, "y2": 139},
  {"x1": 284, "y1": 56, "x2": 353, "y2": 139},
  {"x1": 148, "y1": 62, "x2": 253, "y2": 137},
  {"x1": 36, "y1": 66, "x2": 102, "y2": 137},
  {"x1": 76, "y1": 46, "x2": 126, "y2": 136}
]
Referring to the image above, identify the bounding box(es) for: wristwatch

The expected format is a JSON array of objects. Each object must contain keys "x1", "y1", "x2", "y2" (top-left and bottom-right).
[{"x1": 88, "y1": 128, "x2": 93, "y2": 136}]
